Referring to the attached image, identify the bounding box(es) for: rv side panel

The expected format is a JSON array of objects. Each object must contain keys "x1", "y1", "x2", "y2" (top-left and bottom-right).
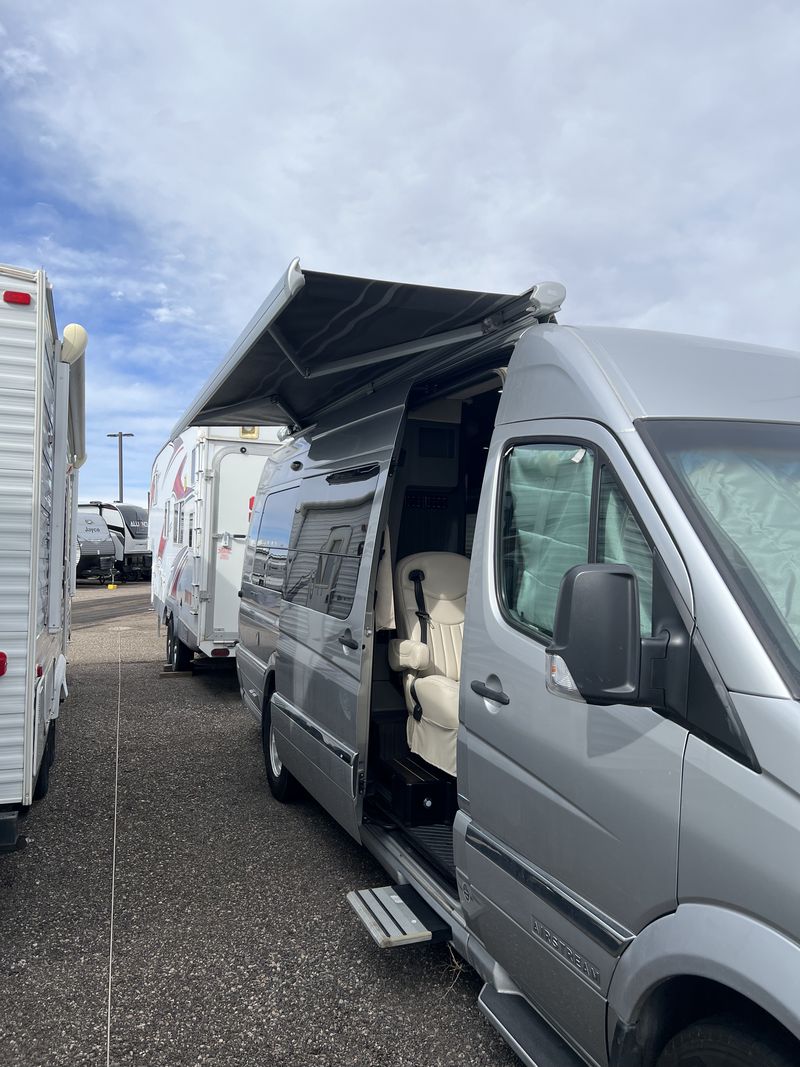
[{"x1": 0, "y1": 268, "x2": 38, "y2": 804}]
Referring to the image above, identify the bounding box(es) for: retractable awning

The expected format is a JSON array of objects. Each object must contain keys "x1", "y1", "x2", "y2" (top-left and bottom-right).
[{"x1": 172, "y1": 260, "x2": 564, "y2": 436}]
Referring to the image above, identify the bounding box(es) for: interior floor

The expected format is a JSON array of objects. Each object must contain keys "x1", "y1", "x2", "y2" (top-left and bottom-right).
[{"x1": 364, "y1": 369, "x2": 505, "y2": 882}]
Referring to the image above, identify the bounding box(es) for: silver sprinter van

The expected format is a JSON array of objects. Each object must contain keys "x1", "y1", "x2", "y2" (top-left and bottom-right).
[{"x1": 173, "y1": 260, "x2": 800, "y2": 1067}]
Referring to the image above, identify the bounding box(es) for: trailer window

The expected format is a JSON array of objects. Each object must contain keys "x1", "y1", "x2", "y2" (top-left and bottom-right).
[{"x1": 172, "y1": 502, "x2": 180, "y2": 542}]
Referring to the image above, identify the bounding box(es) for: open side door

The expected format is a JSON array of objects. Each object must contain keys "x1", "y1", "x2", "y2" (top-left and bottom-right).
[{"x1": 272, "y1": 389, "x2": 408, "y2": 841}]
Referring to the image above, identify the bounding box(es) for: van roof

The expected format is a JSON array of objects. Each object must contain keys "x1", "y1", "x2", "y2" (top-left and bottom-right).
[
  {"x1": 172, "y1": 260, "x2": 555, "y2": 436},
  {"x1": 500, "y1": 324, "x2": 800, "y2": 428}
]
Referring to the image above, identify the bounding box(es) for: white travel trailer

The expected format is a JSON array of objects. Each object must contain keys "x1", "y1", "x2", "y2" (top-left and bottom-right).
[
  {"x1": 149, "y1": 425, "x2": 279, "y2": 669},
  {"x1": 0, "y1": 264, "x2": 87, "y2": 852},
  {"x1": 78, "y1": 500, "x2": 151, "y2": 580}
]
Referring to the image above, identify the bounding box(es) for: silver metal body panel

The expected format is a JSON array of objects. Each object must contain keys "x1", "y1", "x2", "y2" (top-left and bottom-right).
[{"x1": 230, "y1": 296, "x2": 800, "y2": 1061}]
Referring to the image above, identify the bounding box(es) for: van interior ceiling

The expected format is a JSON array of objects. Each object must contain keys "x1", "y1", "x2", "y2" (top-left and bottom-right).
[{"x1": 366, "y1": 367, "x2": 507, "y2": 884}]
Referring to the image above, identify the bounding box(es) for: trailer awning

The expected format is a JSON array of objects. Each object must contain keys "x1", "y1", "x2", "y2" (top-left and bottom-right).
[{"x1": 172, "y1": 260, "x2": 558, "y2": 435}]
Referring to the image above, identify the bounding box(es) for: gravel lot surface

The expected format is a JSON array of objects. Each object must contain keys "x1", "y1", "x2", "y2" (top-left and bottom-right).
[{"x1": 0, "y1": 585, "x2": 516, "y2": 1067}]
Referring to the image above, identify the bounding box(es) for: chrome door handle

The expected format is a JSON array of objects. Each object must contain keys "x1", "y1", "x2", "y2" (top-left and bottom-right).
[
  {"x1": 470, "y1": 680, "x2": 510, "y2": 705},
  {"x1": 338, "y1": 630, "x2": 359, "y2": 650}
]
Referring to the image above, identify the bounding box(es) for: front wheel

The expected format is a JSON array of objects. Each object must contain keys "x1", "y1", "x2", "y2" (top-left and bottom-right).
[
  {"x1": 262, "y1": 700, "x2": 300, "y2": 802},
  {"x1": 657, "y1": 1015, "x2": 796, "y2": 1067}
]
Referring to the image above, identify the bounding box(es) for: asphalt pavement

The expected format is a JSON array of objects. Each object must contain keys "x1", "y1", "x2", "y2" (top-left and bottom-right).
[{"x1": 0, "y1": 585, "x2": 516, "y2": 1067}]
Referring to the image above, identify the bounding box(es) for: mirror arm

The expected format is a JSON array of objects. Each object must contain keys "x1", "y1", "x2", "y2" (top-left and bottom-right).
[{"x1": 638, "y1": 629, "x2": 670, "y2": 710}]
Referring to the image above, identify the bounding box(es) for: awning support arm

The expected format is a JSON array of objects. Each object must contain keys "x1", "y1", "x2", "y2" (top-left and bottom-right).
[
  {"x1": 268, "y1": 325, "x2": 308, "y2": 379},
  {"x1": 306, "y1": 319, "x2": 495, "y2": 380}
]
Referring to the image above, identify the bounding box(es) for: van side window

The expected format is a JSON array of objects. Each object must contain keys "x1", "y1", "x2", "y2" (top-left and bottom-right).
[
  {"x1": 284, "y1": 467, "x2": 378, "y2": 620},
  {"x1": 597, "y1": 470, "x2": 654, "y2": 636},
  {"x1": 251, "y1": 486, "x2": 299, "y2": 592},
  {"x1": 499, "y1": 444, "x2": 595, "y2": 639}
]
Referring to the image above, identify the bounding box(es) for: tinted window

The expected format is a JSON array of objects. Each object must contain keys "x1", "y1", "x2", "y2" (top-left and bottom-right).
[
  {"x1": 251, "y1": 486, "x2": 299, "y2": 594},
  {"x1": 499, "y1": 444, "x2": 594, "y2": 638},
  {"x1": 284, "y1": 467, "x2": 378, "y2": 620}
]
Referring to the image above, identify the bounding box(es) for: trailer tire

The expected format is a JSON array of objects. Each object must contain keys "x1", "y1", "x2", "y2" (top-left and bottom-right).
[
  {"x1": 172, "y1": 633, "x2": 192, "y2": 673},
  {"x1": 33, "y1": 723, "x2": 55, "y2": 801},
  {"x1": 166, "y1": 618, "x2": 174, "y2": 664},
  {"x1": 262, "y1": 699, "x2": 300, "y2": 802}
]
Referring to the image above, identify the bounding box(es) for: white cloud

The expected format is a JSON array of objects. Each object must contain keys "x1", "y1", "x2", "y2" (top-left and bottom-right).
[
  {"x1": 0, "y1": 44, "x2": 45, "y2": 86},
  {"x1": 2, "y1": 0, "x2": 799, "y2": 498}
]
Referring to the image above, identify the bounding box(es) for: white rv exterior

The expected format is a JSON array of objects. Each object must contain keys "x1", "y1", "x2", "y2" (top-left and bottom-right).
[
  {"x1": 0, "y1": 265, "x2": 87, "y2": 852},
  {"x1": 149, "y1": 425, "x2": 279, "y2": 667}
]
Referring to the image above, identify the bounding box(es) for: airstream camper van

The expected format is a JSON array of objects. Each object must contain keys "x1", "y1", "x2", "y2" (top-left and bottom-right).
[{"x1": 173, "y1": 260, "x2": 800, "y2": 1067}]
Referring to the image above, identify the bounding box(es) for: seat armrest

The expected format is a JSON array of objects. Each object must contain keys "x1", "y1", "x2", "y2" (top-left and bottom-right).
[{"x1": 389, "y1": 638, "x2": 430, "y2": 672}]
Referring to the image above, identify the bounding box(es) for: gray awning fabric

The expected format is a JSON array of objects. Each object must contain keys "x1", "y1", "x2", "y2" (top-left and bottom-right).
[{"x1": 172, "y1": 260, "x2": 536, "y2": 435}]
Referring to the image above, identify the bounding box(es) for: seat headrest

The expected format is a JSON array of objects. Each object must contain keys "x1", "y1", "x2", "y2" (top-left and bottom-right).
[{"x1": 395, "y1": 552, "x2": 469, "y2": 602}]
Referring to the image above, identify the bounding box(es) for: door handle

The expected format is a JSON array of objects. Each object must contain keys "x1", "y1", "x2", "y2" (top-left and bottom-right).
[
  {"x1": 338, "y1": 630, "x2": 359, "y2": 650},
  {"x1": 470, "y1": 680, "x2": 510, "y2": 705}
]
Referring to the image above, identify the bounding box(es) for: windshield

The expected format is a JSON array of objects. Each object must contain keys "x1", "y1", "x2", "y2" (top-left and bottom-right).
[
  {"x1": 641, "y1": 419, "x2": 800, "y2": 694},
  {"x1": 116, "y1": 505, "x2": 149, "y2": 539},
  {"x1": 76, "y1": 514, "x2": 111, "y2": 543}
]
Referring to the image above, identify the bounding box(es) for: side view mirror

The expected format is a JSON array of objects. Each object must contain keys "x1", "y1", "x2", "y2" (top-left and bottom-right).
[{"x1": 546, "y1": 564, "x2": 643, "y2": 705}]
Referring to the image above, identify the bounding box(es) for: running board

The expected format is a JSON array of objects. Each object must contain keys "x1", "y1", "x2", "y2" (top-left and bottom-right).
[
  {"x1": 346, "y1": 884, "x2": 450, "y2": 949},
  {"x1": 478, "y1": 985, "x2": 584, "y2": 1067}
]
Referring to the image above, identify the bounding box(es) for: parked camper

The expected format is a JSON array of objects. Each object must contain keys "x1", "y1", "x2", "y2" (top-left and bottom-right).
[
  {"x1": 74, "y1": 513, "x2": 115, "y2": 583},
  {"x1": 149, "y1": 425, "x2": 279, "y2": 670},
  {"x1": 175, "y1": 260, "x2": 800, "y2": 1067},
  {"x1": 0, "y1": 264, "x2": 87, "y2": 852},
  {"x1": 78, "y1": 501, "x2": 151, "y2": 580}
]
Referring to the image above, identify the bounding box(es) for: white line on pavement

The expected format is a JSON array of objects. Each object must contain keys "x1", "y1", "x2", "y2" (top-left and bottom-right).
[{"x1": 105, "y1": 631, "x2": 123, "y2": 1067}]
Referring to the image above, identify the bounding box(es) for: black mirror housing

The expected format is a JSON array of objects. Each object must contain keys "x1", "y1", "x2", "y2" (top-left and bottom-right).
[{"x1": 548, "y1": 564, "x2": 641, "y2": 704}]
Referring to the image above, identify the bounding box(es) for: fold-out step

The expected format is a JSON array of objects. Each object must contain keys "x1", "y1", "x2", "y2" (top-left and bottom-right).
[{"x1": 346, "y1": 884, "x2": 450, "y2": 949}]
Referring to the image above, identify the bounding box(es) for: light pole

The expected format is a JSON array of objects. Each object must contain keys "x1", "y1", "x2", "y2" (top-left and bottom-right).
[{"x1": 107, "y1": 432, "x2": 134, "y2": 502}]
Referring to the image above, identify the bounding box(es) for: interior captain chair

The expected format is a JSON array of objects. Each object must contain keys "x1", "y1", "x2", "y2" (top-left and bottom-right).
[{"x1": 389, "y1": 552, "x2": 470, "y2": 777}]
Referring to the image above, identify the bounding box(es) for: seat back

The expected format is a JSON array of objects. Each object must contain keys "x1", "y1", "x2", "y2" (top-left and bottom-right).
[{"x1": 394, "y1": 552, "x2": 470, "y2": 682}]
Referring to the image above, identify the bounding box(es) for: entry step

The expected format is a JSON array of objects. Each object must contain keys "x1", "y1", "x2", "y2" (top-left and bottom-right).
[
  {"x1": 346, "y1": 884, "x2": 450, "y2": 949},
  {"x1": 478, "y1": 984, "x2": 584, "y2": 1067}
]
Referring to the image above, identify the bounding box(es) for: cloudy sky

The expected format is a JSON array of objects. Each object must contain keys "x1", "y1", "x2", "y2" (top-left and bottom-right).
[{"x1": 1, "y1": 1, "x2": 798, "y2": 504}]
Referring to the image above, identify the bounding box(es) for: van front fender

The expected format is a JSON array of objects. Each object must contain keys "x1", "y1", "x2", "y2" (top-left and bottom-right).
[{"x1": 608, "y1": 903, "x2": 800, "y2": 1051}]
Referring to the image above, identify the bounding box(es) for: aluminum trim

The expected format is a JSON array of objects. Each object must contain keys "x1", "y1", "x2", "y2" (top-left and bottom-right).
[
  {"x1": 271, "y1": 692, "x2": 356, "y2": 766},
  {"x1": 465, "y1": 824, "x2": 633, "y2": 956}
]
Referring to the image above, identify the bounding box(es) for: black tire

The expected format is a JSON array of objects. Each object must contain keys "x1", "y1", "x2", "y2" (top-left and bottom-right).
[
  {"x1": 33, "y1": 723, "x2": 55, "y2": 801},
  {"x1": 166, "y1": 617, "x2": 175, "y2": 664},
  {"x1": 262, "y1": 699, "x2": 299, "y2": 802},
  {"x1": 171, "y1": 629, "x2": 192, "y2": 672},
  {"x1": 657, "y1": 1014, "x2": 796, "y2": 1067}
]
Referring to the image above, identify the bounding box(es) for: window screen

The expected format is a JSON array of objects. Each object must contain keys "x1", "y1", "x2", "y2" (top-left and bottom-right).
[{"x1": 499, "y1": 444, "x2": 594, "y2": 638}]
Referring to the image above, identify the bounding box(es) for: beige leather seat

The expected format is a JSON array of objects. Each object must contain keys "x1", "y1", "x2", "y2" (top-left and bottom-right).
[{"x1": 389, "y1": 552, "x2": 469, "y2": 777}]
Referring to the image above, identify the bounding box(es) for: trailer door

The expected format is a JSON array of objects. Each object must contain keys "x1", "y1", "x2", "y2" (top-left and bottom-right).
[{"x1": 208, "y1": 449, "x2": 269, "y2": 643}]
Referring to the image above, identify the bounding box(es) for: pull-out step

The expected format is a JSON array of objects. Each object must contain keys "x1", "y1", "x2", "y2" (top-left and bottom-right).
[
  {"x1": 346, "y1": 884, "x2": 450, "y2": 949},
  {"x1": 478, "y1": 985, "x2": 584, "y2": 1067}
]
